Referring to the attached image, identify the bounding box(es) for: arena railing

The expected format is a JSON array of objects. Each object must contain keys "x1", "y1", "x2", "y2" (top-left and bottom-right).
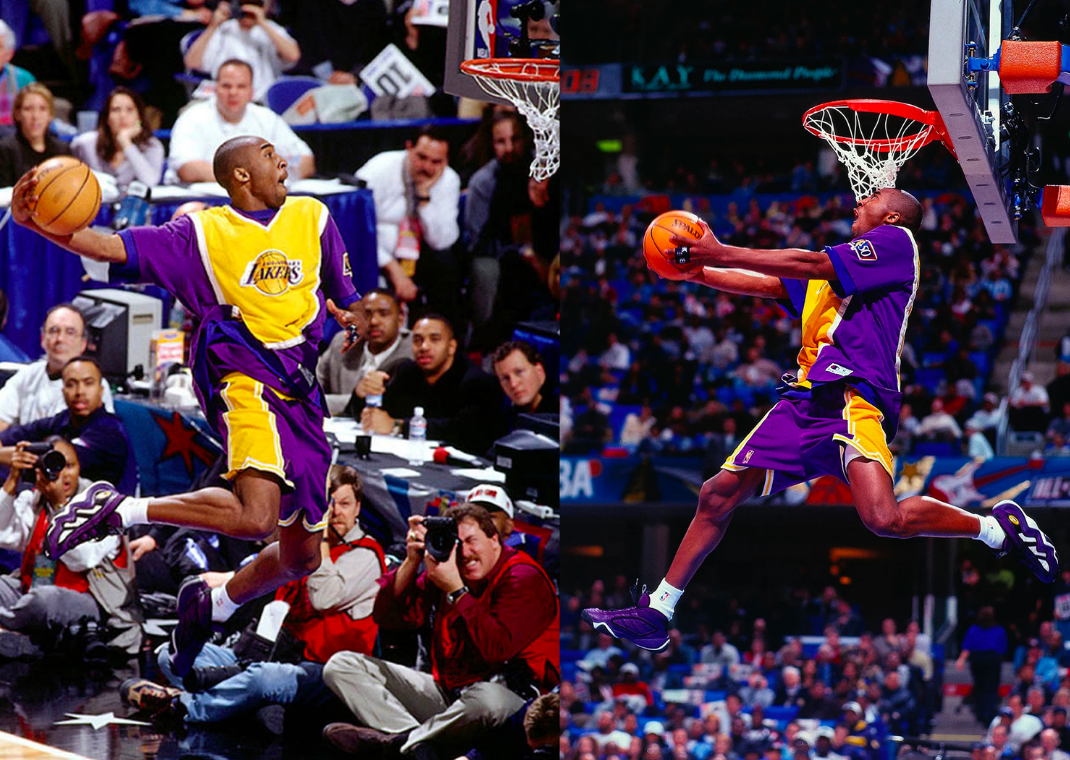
[{"x1": 997, "y1": 227, "x2": 1066, "y2": 453}]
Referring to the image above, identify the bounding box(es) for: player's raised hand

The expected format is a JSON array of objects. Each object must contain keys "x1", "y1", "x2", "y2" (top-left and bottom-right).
[
  {"x1": 10, "y1": 169, "x2": 40, "y2": 226},
  {"x1": 669, "y1": 219, "x2": 723, "y2": 265},
  {"x1": 327, "y1": 298, "x2": 366, "y2": 352}
]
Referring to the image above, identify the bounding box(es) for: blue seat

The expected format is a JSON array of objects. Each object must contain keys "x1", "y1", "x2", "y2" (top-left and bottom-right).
[
  {"x1": 266, "y1": 76, "x2": 323, "y2": 115},
  {"x1": 764, "y1": 706, "x2": 800, "y2": 722},
  {"x1": 913, "y1": 441, "x2": 958, "y2": 457}
]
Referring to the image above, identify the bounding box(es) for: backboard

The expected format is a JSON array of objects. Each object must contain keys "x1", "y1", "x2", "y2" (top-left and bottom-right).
[
  {"x1": 928, "y1": 0, "x2": 1017, "y2": 243},
  {"x1": 445, "y1": 0, "x2": 560, "y2": 104}
]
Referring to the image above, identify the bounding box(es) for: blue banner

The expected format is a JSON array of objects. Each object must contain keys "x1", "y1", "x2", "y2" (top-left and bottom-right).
[{"x1": 561, "y1": 455, "x2": 1070, "y2": 507}]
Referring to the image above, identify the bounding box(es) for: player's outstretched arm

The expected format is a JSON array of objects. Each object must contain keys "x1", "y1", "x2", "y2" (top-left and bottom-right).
[
  {"x1": 11, "y1": 170, "x2": 126, "y2": 264},
  {"x1": 686, "y1": 267, "x2": 788, "y2": 299},
  {"x1": 671, "y1": 221, "x2": 836, "y2": 281}
]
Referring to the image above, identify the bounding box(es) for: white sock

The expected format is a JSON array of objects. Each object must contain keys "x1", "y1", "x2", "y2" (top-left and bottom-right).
[
  {"x1": 210, "y1": 584, "x2": 240, "y2": 623},
  {"x1": 976, "y1": 515, "x2": 1007, "y2": 549},
  {"x1": 648, "y1": 579, "x2": 683, "y2": 620},
  {"x1": 116, "y1": 497, "x2": 151, "y2": 528}
]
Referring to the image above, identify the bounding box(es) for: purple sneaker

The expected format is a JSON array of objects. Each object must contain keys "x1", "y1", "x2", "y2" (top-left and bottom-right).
[
  {"x1": 992, "y1": 500, "x2": 1059, "y2": 582},
  {"x1": 169, "y1": 577, "x2": 214, "y2": 677},
  {"x1": 44, "y1": 481, "x2": 126, "y2": 560},
  {"x1": 581, "y1": 581, "x2": 670, "y2": 651}
]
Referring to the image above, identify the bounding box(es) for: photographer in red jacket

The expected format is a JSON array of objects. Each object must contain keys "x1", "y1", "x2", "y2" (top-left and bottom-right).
[{"x1": 321, "y1": 503, "x2": 558, "y2": 759}]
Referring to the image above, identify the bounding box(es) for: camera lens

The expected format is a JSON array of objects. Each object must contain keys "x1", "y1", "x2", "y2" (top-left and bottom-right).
[{"x1": 39, "y1": 450, "x2": 67, "y2": 481}]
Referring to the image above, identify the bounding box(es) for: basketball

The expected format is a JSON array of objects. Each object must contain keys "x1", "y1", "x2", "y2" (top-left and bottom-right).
[
  {"x1": 32, "y1": 156, "x2": 101, "y2": 236},
  {"x1": 643, "y1": 210, "x2": 704, "y2": 279}
]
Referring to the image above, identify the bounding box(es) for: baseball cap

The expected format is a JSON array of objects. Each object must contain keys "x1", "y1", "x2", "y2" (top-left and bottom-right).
[
  {"x1": 467, "y1": 484, "x2": 514, "y2": 518},
  {"x1": 999, "y1": 707, "x2": 1014, "y2": 717},
  {"x1": 843, "y1": 701, "x2": 863, "y2": 714},
  {"x1": 621, "y1": 663, "x2": 640, "y2": 677},
  {"x1": 644, "y1": 721, "x2": 665, "y2": 736},
  {"x1": 1023, "y1": 372, "x2": 1035, "y2": 382},
  {"x1": 815, "y1": 727, "x2": 835, "y2": 740},
  {"x1": 984, "y1": 392, "x2": 999, "y2": 404}
]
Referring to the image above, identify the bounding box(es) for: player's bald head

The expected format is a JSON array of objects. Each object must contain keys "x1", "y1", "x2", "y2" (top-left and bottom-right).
[
  {"x1": 878, "y1": 188, "x2": 923, "y2": 233},
  {"x1": 213, "y1": 135, "x2": 264, "y2": 191}
]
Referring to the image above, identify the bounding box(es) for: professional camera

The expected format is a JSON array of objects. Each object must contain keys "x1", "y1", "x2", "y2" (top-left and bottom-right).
[
  {"x1": 20, "y1": 443, "x2": 67, "y2": 484},
  {"x1": 422, "y1": 516, "x2": 458, "y2": 563}
]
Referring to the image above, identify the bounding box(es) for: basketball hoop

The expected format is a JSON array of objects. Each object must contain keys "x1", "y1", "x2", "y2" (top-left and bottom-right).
[
  {"x1": 460, "y1": 58, "x2": 559, "y2": 181},
  {"x1": 802, "y1": 99, "x2": 954, "y2": 200}
]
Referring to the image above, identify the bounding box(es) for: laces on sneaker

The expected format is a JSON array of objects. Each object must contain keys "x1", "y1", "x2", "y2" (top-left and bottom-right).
[{"x1": 629, "y1": 579, "x2": 649, "y2": 606}]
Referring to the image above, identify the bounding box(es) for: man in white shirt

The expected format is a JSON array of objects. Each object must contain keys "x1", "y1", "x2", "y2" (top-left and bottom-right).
[
  {"x1": 1011, "y1": 373, "x2": 1051, "y2": 413},
  {"x1": 918, "y1": 398, "x2": 963, "y2": 441},
  {"x1": 0, "y1": 304, "x2": 114, "y2": 432},
  {"x1": 316, "y1": 289, "x2": 412, "y2": 416},
  {"x1": 966, "y1": 421, "x2": 996, "y2": 459},
  {"x1": 167, "y1": 59, "x2": 314, "y2": 184},
  {"x1": 183, "y1": 0, "x2": 300, "y2": 102},
  {"x1": 355, "y1": 127, "x2": 460, "y2": 316},
  {"x1": 967, "y1": 393, "x2": 1003, "y2": 432}
]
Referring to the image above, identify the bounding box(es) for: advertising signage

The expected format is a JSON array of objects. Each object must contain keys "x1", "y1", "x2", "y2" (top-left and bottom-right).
[{"x1": 623, "y1": 59, "x2": 844, "y2": 94}]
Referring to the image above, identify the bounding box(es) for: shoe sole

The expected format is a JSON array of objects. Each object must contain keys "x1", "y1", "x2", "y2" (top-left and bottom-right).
[
  {"x1": 994, "y1": 500, "x2": 1059, "y2": 582},
  {"x1": 45, "y1": 483, "x2": 122, "y2": 560},
  {"x1": 581, "y1": 609, "x2": 670, "y2": 652}
]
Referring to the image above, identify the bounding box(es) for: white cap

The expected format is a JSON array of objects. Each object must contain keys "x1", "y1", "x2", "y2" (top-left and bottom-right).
[
  {"x1": 620, "y1": 662, "x2": 640, "y2": 677},
  {"x1": 414, "y1": 406, "x2": 424, "y2": 416},
  {"x1": 815, "y1": 727, "x2": 835, "y2": 740},
  {"x1": 843, "y1": 701, "x2": 863, "y2": 713},
  {"x1": 467, "y1": 484, "x2": 514, "y2": 518},
  {"x1": 644, "y1": 721, "x2": 665, "y2": 736},
  {"x1": 1022, "y1": 372, "x2": 1035, "y2": 383}
]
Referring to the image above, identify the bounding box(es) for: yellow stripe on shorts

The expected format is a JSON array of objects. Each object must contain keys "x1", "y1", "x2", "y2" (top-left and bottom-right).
[
  {"x1": 219, "y1": 372, "x2": 293, "y2": 487},
  {"x1": 833, "y1": 388, "x2": 894, "y2": 477}
]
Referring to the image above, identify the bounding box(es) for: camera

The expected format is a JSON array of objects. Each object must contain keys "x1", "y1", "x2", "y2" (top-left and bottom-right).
[
  {"x1": 20, "y1": 443, "x2": 67, "y2": 484},
  {"x1": 422, "y1": 516, "x2": 458, "y2": 563}
]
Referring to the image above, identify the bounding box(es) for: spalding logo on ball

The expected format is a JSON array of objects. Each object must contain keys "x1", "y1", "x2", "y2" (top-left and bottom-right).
[
  {"x1": 643, "y1": 210, "x2": 704, "y2": 279},
  {"x1": 32, "y1": 156, "x2": 101, "y2": 236}
]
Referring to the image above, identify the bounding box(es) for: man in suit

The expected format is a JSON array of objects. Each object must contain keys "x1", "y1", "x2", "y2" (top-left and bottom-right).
[{"x1": 316, "y1": 289, "x2": 412, "y2": 416}]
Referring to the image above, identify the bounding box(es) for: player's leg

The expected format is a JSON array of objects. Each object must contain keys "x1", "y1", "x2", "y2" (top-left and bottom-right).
[
  {"x1": 581, "y1": 466, "x2": 765, "y2": 651},
  {"x1": 848, "y1": 457, "x2": 1058, "y2": 581},
  {"x1": 169, "y1": 520, "x2": 323, "y2": 677}
]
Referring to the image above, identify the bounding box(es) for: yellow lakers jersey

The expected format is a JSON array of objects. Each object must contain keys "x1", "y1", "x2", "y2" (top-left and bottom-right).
[
  {"x1": 794, "y1": 279, "x2": 845, "y2": 385},
  {"x1": 189, "y1": 197, "x2": 327, "y2": 349}
]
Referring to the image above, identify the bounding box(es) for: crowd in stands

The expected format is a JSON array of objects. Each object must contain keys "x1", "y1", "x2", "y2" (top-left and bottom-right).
[
  {"x1": 560, "y1": 185, "x2": 1046, "y2": 460},
  {"x1": 561, "y1": 578, "x2": 939, "y2": 760}
]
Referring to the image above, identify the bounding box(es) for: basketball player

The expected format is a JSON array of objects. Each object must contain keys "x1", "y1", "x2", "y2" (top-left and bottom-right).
[
  {"x1": 9, "y1": 135, "x2": 365, "y2": 675},
  {"x1": 583, "y1": 189, "x2": 1058, "y2": 650}
]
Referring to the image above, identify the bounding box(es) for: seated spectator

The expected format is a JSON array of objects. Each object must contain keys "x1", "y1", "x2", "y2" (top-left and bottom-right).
[
  {"x1": 980, "y1": 269, "x2": 1013, "y2": 302},
  {"x1": 967, "y1": 393, "x2": 1003, "y2": 433},
  {"x1": 586, "y1": 710, "x2": 634, "y2": 751},
  {"x1": 167, "y1": 59, "x2": 314, "y2": 183},
  {"x1": 71, "y1": 87, "x2": 165, "y2": 190},
  {"x1": 0, "y1": 356, "x2": 137, "y2": 494},
  {"x1": 918, "y1": 398, "x2": 962, "y2": 442},
  {"x1": 613, "y1": 663, "x2": 655, "y2": 710},
  {"x1": 735, "y1": 345, "x2": 780, "y2": 388},
  {"x1": 878, "y1": 670, "x2": 916, "y2": 734},
  {"x1": 316, "y1": 289, "x2": 412, "y2": 416},
  {"x1": 700, "y1": 629, "x2": 741, "y2": 667},
  {"x1": 1011, "y1": 373, "x2": 1051, "y2": 431},
  {"x1": 0, "y1": 83, "x2": 69, "y2": 187},
  {"x1": 0, "y1": 437, "x2": 120, "y2": 649},
  {"x1": 775, "y1": 666, "x2": 806, "y2": 708},
  {"x1": 274, "y1": 465, "x2": 385, "y2": 663},
  {"x1": 601, "y1": 333, "x2": 631, "y2": 371},
  {"x1": 0, "y1": 21, "x2": 35, "y2": 128},
  {"x1": 739, "y1": 672, "x2": 775, "y2": 708},
  {"x1": 621, "y1": 404, "x2": 656, "y2": 447},
  {"x1": 362, "y1": 314, "x2": 503, "y2": 454},
  {"x1": 1047, "y1": 403, "x2": 1070, "y2": 442},
  {"x1": 966, "y1": 420, "x2": 995, "y2": 459},
  {"x1": 183, "y1": 0, "x2": 300, "y2": 102},
  {"x1": 321, "y1": 504, "x2": 559, "y2": 757},
  {"x1": 356, "y1": 127, "x2": 461, "y2": 317},
  {"x1": 493, "y1": 340, "x2": 554, "y2": 426}
]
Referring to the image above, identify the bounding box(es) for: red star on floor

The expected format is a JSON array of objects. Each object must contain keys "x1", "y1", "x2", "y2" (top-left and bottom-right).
[{"x1": 154, "y1": 411, "x2": 217, "y2": 477}]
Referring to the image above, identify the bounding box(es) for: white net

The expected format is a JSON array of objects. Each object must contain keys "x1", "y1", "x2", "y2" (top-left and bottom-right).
[
  {"x1": 463, "y1": 60, "x2": 559, "y2": 182},
  {"x1": 803, "y1": 103, "x2": 937, "y2": 201}
]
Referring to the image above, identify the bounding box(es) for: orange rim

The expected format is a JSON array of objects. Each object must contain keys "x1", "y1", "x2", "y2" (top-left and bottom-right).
[{"x1": 460, "y1": 58, "x2": 559, "y2": 83}]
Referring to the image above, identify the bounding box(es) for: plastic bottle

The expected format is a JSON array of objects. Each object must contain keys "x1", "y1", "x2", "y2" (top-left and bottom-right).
[{"x1": 408, "y1": 406, "x2": 427, "y2": 465}]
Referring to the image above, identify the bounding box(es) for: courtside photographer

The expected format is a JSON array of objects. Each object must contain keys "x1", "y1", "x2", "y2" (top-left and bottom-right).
[{"x1": 320, "y1": 503, "x2": 559, "y2": 759}]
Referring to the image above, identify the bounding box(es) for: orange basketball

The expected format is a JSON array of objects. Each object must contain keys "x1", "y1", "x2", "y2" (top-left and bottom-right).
[
  {"x1": 643, "y1": 210, "x2": 704, "y2": 279},
  {"x1": 32, "y1": 156, "x2": 101, "y2": 236}
]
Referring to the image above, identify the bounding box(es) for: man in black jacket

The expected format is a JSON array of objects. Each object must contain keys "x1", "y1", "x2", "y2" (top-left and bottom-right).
[{"x1": 360, "y1": 315, "x2": 503, "y2": 454}]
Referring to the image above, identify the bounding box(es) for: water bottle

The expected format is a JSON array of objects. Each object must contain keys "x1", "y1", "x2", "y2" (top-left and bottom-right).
[{"x1": 408, "y1": 406, "x2": 427, "y2": 465}]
